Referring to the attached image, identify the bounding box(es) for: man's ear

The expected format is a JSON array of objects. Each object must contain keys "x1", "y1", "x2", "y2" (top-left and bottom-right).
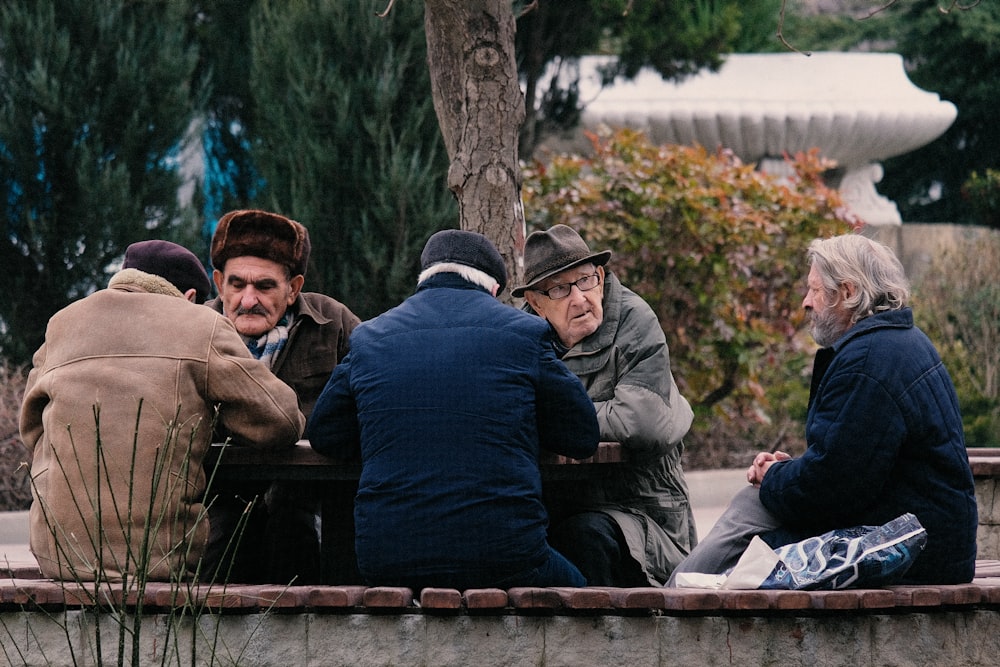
[
  {"x1": 840, "y1": 281, "x2": 857, "y2": 301},
  {"x1": 490, "y1": 283, "x2": 500, "y2": 297},
  {"x1": 183, "y1": 288, "x2": 199, "y2": 303},
  {"x1": 287, "y1": 274, "x2": 305, "y2": 303},
  {"x1": 212, "y1": 268, "x2": 225, "y2": 294},
  {"x1": 523, "y1": 290, "x2": 542, "y2": 314}
]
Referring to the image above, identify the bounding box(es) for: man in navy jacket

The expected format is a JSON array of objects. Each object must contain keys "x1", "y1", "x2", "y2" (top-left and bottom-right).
[
  {"x1": 308, "y1": 230, "x2": 600, "y2": 590},
  {"x1": 670, "y1": 233, "x2": 977, "y2": 586}
]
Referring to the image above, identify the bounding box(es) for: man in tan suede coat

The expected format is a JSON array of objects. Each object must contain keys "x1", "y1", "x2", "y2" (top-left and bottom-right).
[{"x1": 20, "y1": 240, "x2": 304, "y2": 582}]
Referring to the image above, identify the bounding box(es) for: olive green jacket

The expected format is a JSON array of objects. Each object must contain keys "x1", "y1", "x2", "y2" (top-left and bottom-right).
[{"x1": 545, "y1": 272, "x2": 696, "y2": 585}]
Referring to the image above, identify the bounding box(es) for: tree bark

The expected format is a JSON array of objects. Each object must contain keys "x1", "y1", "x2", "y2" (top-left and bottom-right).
[{"x1": 424, "y1": 0, "x2": 526, "y2": 296}]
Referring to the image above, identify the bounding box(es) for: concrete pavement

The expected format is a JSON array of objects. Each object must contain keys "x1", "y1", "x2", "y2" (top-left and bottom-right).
[{"x1": 0, "y1": 469, "x2": 747, "y2": 568}]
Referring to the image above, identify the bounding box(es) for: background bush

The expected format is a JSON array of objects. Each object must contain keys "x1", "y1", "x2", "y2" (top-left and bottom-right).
[
  {"x1": 522, "y1": 128, "x2": 860, "y2": 467},
  {"x1": 0, "y1": 361, "x2": 30, "y2": 511},
  {"x1": 912, "y1": 232, "x2": 1000, "y2": 446}
]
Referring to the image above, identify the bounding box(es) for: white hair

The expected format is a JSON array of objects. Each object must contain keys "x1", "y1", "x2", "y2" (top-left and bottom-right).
[
  {"x1": 418, "y1": 262, "x2": 498, "y2": 292},
  {"x1": 807, "y1": 234, "x2": 910, "y2": 324}
]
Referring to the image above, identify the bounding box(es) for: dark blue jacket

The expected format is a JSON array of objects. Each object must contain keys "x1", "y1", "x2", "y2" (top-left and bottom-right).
[
  {"x1": 307, "y1": 274, "x2": 599, "y2": 585},
  {"x1": 759, "y1": 308, "x2": 977, "y2": 584}
]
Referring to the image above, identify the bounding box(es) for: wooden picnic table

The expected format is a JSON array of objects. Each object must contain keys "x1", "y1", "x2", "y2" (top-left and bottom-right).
[
  {"x1": 207, "y1": 440, "x2": 625, "y2": 480},
  {"x1": 206, "y1": 440, "x2": 626, "y2": 583}
]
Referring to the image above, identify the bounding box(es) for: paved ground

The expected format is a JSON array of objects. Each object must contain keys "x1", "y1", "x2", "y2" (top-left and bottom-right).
[{"x1": 0, "y1": 469, "x2": 746, "y2": 568}]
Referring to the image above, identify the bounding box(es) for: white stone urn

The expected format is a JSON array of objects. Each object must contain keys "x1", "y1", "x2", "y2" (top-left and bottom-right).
[{"x1": 570, "y1": 52, "x2": 957, "y2": 225}]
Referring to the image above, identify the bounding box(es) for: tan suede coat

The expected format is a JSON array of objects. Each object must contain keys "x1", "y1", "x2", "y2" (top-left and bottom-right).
[{"x1": 20, "y1": 270, "x2": 305, "y2": 582}]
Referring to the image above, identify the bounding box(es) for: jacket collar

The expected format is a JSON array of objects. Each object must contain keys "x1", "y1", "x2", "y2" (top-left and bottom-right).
[
  {"x1": 809, "y1": 308, "x2": 914, "y2": 406},
  {"x1": 829, "y1": 307, "x2": 914, "y2": 353},
  {"x1": 108, "y1": 268, "x2": 185, "y2": 299},
  {"x1": 415, "y1": 272, "x2": 492, "y2": 294}
]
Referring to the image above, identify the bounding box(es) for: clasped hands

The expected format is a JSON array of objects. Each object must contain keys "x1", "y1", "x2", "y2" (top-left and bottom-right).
[{"x1": 746, "y1": 450, "x2": 791, "y2": 487}]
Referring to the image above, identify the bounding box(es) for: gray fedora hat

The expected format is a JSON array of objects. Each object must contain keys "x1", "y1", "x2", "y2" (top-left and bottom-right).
[{"x1": 511, "y1": 225, "x2": 611, "y2": 297}]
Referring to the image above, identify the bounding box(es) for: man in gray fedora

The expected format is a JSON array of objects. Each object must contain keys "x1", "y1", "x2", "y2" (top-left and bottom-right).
[{"x1": 514, "y1": 224, "x2": 696, "y2": 586}]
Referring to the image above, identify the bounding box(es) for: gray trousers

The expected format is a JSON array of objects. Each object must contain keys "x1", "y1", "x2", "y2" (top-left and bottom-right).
[{"x1": 667, "y1": 485, "x2": 782, "y2": 586}]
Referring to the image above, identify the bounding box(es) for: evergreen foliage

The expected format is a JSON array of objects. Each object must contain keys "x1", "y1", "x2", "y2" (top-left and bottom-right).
[
  {"x1": 0, "y1": 0, "x2": 201, "y2": 363},
  {"x1": 248, "y1": 0, "x2": 456, "y2": 319},
  {"x1": 880, "y1": 0, "x2": 1000, "y2": 223},
  {"x1": 188, "y1": 0, "x2": 262, "y2": 238}
]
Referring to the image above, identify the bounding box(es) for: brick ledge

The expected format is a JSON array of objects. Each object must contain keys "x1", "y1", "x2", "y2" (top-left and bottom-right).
[{"x1": 3, "y1": 561, "x2": 1000, "y2": 615}]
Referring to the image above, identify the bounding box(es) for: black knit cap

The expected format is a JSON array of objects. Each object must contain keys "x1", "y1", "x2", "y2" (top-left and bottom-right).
[
  {"x1": 123, "y1": 240, "x2": 212, "y2": 304},
  {"x1": 420, "y1": 229, "x2": 508, "y2": 293}
]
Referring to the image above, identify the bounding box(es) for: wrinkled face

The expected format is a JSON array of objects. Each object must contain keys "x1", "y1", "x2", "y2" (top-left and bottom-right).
[
  {"x1": 802, "y1": 265, "x2": 852, "y2": 348},
  {"x1": 524, "y1": 263, "x2": 605, "y2": 349},
  {"x1": 213, "y1": 256, "x2": 303, "y2": 337}
]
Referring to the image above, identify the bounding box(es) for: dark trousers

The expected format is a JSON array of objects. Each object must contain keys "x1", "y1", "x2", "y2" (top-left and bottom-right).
[
  {"x1": 365, "y1": 545, "x2": 586, "y2": 591},
  {"x1": 549, "y1": 511, "x2": 649, "y2": 587},
  {"x1": 205, "y1": 481, "x2": 322, "y2": 585}
]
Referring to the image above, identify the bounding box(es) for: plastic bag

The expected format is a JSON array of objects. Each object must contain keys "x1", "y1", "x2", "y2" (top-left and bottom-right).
[{"x1": 758, "y1": 512, "x2": 927, "y2": 590}]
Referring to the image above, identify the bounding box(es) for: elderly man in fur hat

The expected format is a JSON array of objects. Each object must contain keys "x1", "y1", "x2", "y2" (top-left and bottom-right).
[
  {"x1": 206, "y1": 209, "x2": 360, "y2": 584},
  {"x1": 21, "y1": 240, "x2": 304, "y2": 582},
  {"x1": 513, "y1": 224, "x2": 696, "y2": 587}
]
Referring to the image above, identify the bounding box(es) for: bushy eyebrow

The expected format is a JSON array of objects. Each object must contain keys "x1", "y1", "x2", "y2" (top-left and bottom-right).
[{"x1": 226, "y1": 275, "x2": 280, "y2": 290}]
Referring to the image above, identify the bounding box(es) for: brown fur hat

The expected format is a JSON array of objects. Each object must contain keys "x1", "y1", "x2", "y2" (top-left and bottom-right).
[{"x1": 210, "y1": 209, "x2": 311, "y2": 277}]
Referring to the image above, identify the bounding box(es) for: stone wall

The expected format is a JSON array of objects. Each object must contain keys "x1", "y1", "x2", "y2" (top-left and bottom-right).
[
  {"x1": 861, "y1": 222, "x2": 998, "y2": 282},
  {"x1": 4, "y1": 607, "x2": 1000, "y2": 666}
]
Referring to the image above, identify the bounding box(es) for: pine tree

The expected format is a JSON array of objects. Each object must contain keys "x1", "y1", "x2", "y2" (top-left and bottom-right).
[
  {"x1": 248, "y1": 0, "x2": 456, "y2": 319},
  {"x1": 0, "y1": 0, "x2": 200, "y2": 362}
]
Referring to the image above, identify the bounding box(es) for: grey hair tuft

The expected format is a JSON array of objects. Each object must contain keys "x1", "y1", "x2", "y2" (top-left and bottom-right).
[{"x1": 807, "y1": 234, "x2": 910, "y2": 324}]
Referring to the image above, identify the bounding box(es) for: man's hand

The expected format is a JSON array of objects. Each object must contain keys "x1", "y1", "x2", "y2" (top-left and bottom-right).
[{"x1": 746, "y1": 450, "x2": 792, "y2": 487}]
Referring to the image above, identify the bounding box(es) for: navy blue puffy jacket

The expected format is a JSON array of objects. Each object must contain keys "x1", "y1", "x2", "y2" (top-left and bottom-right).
[
  {"x1": 308, "y1": 274, "x2": 599, "y2": 584},
  {"x1": 760, "y1": 308, "x2": 977, "y2": 584}
]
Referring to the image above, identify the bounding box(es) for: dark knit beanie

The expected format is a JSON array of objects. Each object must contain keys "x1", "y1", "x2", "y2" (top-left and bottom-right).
[
  {"x1": 211, "y1": 209, "x2": 311, "y2": 277},
  {"x1": 123, "y1": 240, "x2": 212, "y2": 303},
  {"x1": 420, "y1": 229, "x2": 508, "y2": 293}
]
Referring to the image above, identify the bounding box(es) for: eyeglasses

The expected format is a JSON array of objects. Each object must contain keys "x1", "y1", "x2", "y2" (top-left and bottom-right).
[{"x1": 531, "y1": 273, "x2": 601, "y2": 300}]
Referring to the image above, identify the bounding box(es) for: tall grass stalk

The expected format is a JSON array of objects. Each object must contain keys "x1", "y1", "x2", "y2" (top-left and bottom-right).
[{"x1": 2, "y1": 404, "x2": 282, "y2": 666}]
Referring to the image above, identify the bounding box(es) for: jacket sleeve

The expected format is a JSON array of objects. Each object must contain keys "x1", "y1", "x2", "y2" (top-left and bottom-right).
[
  {"x1": 306, "y1": 356, "x2": 361, "y2": 461},
  {"x1": 18, "y1": 344, "x2": 48, "y2": 453},
  {"x1": 535, "y1": 343, "x2": 600, "y2": 460},
  {"x1": 759, "y1": 369, "x2": 905, "y2": 527},
  {"x1": 207, "y1": 317, "x2": 305, "y2": 449},
  {"x1": 595, "y1": 314, "x2": 693, "y2": 457}
]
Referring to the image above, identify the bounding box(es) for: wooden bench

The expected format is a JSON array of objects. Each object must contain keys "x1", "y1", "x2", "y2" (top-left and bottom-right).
[{"x1": 4, "y1": 561, "x2": 1000, "y2": 615}]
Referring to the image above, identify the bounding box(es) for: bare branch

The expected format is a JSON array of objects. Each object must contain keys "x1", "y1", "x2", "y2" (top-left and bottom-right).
[
  {"x1": 858, "y1": 0, "x2": 982, "y2": 19},
  {"x1": 375, "y1": 0, "x2": 396, "y2": 19},
  {"x1": 517, "y1": 0, "x2": 538, "y2": 19},
  {"x1": 777, "y1": 0, "x2": 812, "y2": 56},
  {"x1": 860, "y1": 0, "x2": 900, "y2": 19},
  {"x1": 940, "y1": 0, "x2": 983, "y2": 13}
]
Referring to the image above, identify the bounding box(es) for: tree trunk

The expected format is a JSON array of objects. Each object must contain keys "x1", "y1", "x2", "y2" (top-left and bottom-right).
[{"x1": 424, "y1": 0, "x2": 526, "y2": 296}]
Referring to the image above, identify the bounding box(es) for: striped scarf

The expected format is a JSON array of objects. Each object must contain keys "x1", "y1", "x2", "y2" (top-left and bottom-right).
[{"x1": 244, "y1": 312, "x2": 294, "y2": 368}]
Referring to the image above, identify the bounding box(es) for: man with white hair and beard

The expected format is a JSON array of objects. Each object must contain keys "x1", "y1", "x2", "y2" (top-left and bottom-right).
[{"x1": 669, "y1": 233, "x2": 977, "y2": 586}]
